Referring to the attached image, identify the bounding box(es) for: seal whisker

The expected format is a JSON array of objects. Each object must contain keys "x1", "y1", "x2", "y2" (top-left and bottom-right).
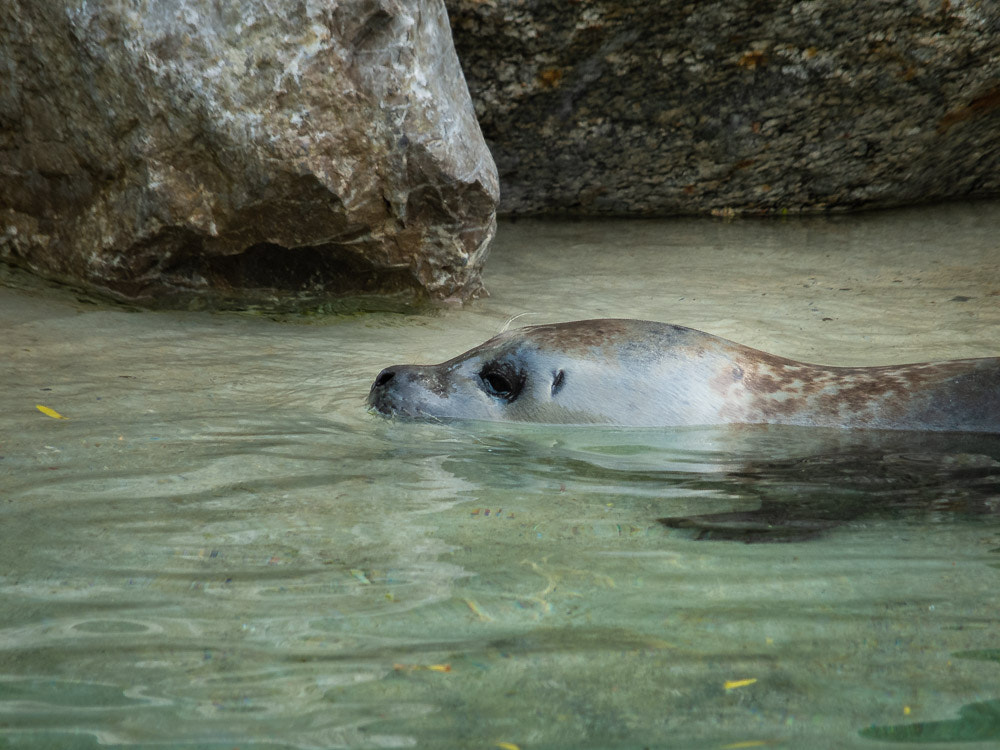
[
  {"x1": 498, "y1": 312, "x2": 538, "y2": 334},
  {"x1": 411, "y1": 408, "x2": 491, "y2": 445}
]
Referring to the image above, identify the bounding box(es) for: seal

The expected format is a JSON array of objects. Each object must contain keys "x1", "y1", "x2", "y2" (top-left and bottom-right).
[{"x1": 367, "y1": 319, "x2": 1000, "y2": 433}]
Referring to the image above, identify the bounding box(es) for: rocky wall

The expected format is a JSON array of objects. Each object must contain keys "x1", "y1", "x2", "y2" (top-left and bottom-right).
[{"x1": 449, "y1": 0, "x2": 1000, "y2": 215}]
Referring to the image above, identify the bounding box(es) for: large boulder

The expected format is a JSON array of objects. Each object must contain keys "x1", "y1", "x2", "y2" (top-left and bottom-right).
[
  {"x1": 448, "y1": 0, "x2": 1000, "y2": 215},
  {"x1": 0, "y1": 0, "x2": 498, "y2": 309}
]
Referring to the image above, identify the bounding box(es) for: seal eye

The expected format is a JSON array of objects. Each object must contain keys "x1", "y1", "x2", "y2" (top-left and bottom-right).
[{"x1": 479, "y1": 363, "x2": 524, "y2": 402}]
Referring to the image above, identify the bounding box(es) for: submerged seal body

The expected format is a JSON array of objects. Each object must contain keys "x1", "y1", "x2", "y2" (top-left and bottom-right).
[{"x1": 367, "y1": 319, "x2": 1000, "y2": 433}]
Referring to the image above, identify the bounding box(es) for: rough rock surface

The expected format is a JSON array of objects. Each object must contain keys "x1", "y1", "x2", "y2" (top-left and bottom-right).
[
  {"x1": 0, "y1": 0, "x2": 498, "y2": 309},
  {"x1": 448, "y1": 0, "x2": 1000, "y2": 216}
]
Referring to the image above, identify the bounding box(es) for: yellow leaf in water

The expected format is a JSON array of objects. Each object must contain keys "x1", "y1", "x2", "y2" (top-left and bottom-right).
[
  {"x1": 393, "y1": 663, "x2": 451, "y2": 673},
  {"x1": 464, "y1": 598, "x2": 492, "y2": 621},
  {"x1": 723, "y1": 678, "x2": 758, "y2": 690},
  {"x1": 495, "y1": 743, "x2": 521, "y2": 750},
  {"x1": 721, "y1": 742, "x2": 768, "y2": 749},
  {"x1": 36, "y1": 404, "x2": 67, "y2": 419}
]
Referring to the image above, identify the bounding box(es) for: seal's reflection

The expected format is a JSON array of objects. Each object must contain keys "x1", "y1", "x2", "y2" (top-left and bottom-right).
[
  {"x1": 661, "y1": 444, "x2": 1000, "y2": 542},
  {"x1": 428, "y1": 423, "x2": 1000, "y2": 543}
]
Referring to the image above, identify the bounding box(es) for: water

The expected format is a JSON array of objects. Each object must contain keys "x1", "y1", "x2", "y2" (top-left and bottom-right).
[{"x1": 2, "y1": 203, "x2": 1000, "y2": 749}]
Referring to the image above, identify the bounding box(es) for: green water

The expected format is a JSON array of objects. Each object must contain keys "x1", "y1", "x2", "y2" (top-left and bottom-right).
[{"x1": 2, "y1": 204, "x2": 999, "y2": 748}]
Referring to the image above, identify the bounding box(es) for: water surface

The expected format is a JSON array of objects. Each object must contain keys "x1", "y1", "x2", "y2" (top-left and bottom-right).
[{"x1": 2, "y1": 204, "x2": 999, "y2": 748}]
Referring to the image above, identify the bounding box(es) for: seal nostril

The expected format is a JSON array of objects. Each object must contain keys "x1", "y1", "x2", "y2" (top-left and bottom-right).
[{"x1": 373, "y1": 368, "x2": 396, "y2": 388}]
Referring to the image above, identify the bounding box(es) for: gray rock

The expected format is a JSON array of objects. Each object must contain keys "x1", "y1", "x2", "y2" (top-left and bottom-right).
[
  {"x1": 0, "y1": 0, "x2": 498, "y2": 309},
  {"x1": 448, "y1": 0, "x2": 1000, "y2": 215}
]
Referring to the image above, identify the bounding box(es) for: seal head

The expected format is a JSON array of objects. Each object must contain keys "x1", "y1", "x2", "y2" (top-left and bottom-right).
[{"x1": 369, "y1": 320, "x2": 686, "y2": 423}]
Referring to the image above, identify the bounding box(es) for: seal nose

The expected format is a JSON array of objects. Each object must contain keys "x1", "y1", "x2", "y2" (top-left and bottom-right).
[{"x1": 372, "y1": 367, "x2": 397, "y2": 389}]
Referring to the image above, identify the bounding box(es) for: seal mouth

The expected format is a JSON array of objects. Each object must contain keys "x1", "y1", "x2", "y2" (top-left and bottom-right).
[
  {"x1": 367, "y1": 364, "x2": 405, "y2": 418},
  {"x1": 367, "y1": 363, "x2": 457, "y2": 421},
  {"x1": 367, "y1": 377, "x2": 428, "y2": 421},
  {"x1": 366, "y1": 383, "x2": 397, "y2": 418},
  {"x1": 366, "y1": 399, "x2": 393, "y2": 418},
  {"x1": 367, "y1": 394, "x2": 443, "y2": 422}
]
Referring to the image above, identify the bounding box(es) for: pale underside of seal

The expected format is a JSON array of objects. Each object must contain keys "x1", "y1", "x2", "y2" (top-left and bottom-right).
[{"x1": 367, "y1": 319, "x2": 1000, "y2": 433}]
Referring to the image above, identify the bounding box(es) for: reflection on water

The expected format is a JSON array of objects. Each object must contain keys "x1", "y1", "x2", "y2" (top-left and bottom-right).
[
  {"x1": 2, "y1": 204, "x2": 1000, "y2": 748},
  {"x1": 661, "y1": 432, "x2": 1000, "y2": 541}
]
